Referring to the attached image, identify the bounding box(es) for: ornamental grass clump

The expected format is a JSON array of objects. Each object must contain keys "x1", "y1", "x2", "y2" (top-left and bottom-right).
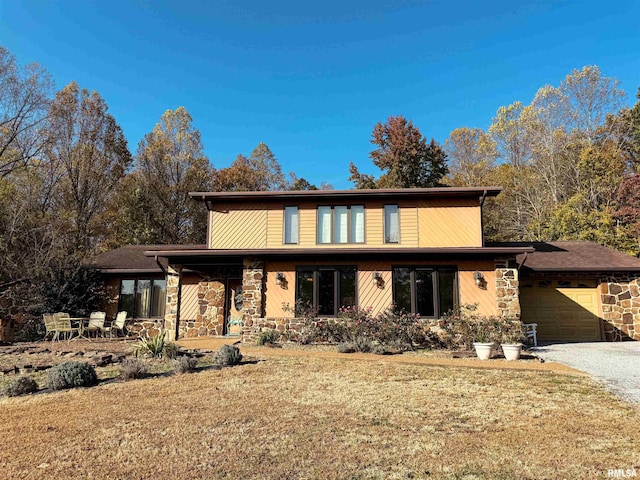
[
  {"x1": 3, "y1": 376, "x2": 38, "y2": 397},
  {"x1": 132, "y1": 330, "x2": 178, "y2": 358},
  {"x1": 46, "y1": 361, "x2": 98, "y2": 391},
  {"x1": 215, "y1": 345, "x2": 243, "y2": 366}
]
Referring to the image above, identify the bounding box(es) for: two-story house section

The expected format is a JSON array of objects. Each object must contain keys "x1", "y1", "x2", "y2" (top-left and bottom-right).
[{"x1": 140, "y1": 187, "x2": 534, "y2": 341}]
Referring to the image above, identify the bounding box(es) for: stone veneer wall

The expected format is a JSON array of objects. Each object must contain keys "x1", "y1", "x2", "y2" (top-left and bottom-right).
[
  {"x1": 241, "y1": 258, "x2": 264, "y2": 336},
  {"x1": 191, "y1": 281, "x2": 226, "y2": 337},
  {"x1": 600, "y1": 275, "x2": 640, "y2": 340},
  {"x1": 494, "y1": 257, "x2": 520, "y2": 318},
  {"x1": 164, "y1": 265, "x2": 182, "y2": 341}
]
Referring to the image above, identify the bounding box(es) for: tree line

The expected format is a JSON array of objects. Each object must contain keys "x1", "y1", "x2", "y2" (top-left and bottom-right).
[{"x1": 1, "y1": 44, "x2": 639, "y2": 337}]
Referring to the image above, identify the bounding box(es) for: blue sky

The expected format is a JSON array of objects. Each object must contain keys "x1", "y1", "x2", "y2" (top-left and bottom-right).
[{"x1": 1, "y1": 0, "x2": 639, "y2": 189}]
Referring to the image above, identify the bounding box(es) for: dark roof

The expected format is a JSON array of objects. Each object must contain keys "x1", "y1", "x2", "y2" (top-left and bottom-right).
[
  {"x1": 189, "y1": 186, "x2": 502, "y2": 204},
  {"x1": 92, "y1": 244, "x2": 207, "y2": 273},
  {"x1": 491, "y1": 241, "x2": 640, "y2": 273}
]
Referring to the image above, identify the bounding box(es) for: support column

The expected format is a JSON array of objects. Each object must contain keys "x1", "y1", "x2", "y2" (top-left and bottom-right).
[
  {"x1": 495, "y1": 257, "x2": 520, "y2": 318},
  {"x1": 242, "y1": 258, "x2": 264, "y2": 331},
  {"x1": 164, "y1": 265, "x2": 182, "y2": 341}
]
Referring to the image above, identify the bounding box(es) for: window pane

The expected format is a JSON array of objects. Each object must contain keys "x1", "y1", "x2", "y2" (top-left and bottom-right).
[
  {"x1": 334, "y1": 206, "x2": 348, "y2": 243},
  {"x1": 438, "y1": 271, "x2": 456, "y2": 315},
  {"x1": 284, "y1": 206, "x2": 299, "y2": 244},
  {"x1": 150, "y1": 280, "x2": 166, "y2": 317},
  {"x1": 120, "y1": 280, "x2": 135, "y2": 317},
  {"x1": 317, "y1": 207, "x2": 331, "y2": 244},
  {"x1": 339, "y1": 268, "x2": 356, "y2": 307},
  {"x1": 296, "y1": 270, "x2": 314, "y2": 311},
  {"x1": 351, "y1": 205, "x2": 365, "y2": 243},
  {"x1": 136, "y1": 280, "x2": 151, "y2": 318},
  {"x1": 385, "y1": 205, "x2": 399, "y2": 243},
  {"x1": 416, "y1": 269, "x2": 435, "y2": 317},
  {"x1": 393, "y1": 268, "x2": 411, "y2": 313},
  {"x1": 317, "y1": 270, "x2": 335, "y2": 316}
]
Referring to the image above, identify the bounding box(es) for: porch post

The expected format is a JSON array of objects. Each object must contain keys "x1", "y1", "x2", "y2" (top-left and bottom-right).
[
  {"x1": 242, "y1": 258, "x2": 264, "y2": 328},
  {"x1": 495, "y1": 257, "x2": 520, "y2": 318},
  {"x1": 164, "y1": 264, "x2": 182, "y2": 341}
]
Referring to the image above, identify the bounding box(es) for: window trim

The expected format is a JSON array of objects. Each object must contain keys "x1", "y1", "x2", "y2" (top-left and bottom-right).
[
  {"x1": 283, "y1": 205, "x2": 299, "y2": 245},
  {"x1": 295, "y1": 265, "x2": 358, "y2": 317},
  {"x1": 316, "y1": 205, "x2": 366, "y2": 245},
  {"x1": 384, "y1": 204, "x2": 400, "y2": 244},
  {"x1": 118, "y1": 278, "x2": 166, "y2": 319},
  {"x1": 391, "y1": 266, "x2": 458, "y2": 318}
]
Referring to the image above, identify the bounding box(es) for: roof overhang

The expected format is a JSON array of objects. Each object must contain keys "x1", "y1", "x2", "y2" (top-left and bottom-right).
[{"x1": 189, "y1": 187, "x2": 503, "y2": 204}]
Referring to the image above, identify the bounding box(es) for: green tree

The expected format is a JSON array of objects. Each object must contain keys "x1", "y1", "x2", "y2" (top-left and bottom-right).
[
  {"x1": 349, "y1": 115, "x2": 448, "y2": 189},
  {"x1": 135, "y1": 107, "x2": 212, "y2": 244}
]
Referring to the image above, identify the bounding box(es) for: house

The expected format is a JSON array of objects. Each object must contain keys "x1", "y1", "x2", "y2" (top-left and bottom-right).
[{"x1": 92, "y1": 187, "x2": 640, "y2": 343}]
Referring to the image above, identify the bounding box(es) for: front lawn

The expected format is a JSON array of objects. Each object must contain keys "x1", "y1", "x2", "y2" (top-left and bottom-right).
[{"x1": 0, "y1": 352, "x2": 638, "y2": 479}]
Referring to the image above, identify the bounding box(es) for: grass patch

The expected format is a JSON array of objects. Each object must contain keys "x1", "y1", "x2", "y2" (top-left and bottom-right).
[{"x1": 0, "y1": 354, "x2": 637, "y2": 479}]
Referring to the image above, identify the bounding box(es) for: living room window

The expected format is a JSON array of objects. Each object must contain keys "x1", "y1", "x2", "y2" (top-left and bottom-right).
[
  {"x1": 392, "y1": 267, "x2": 457, "y2": 317},
  {"x1": 296, "y1": 266, "x2": 357, "y2": 316},
  {"x1": 317, "y1": 206, "x2": 365, "y2": 244},
  {"x1": 384, "y1": 204, "x2": 399, "y2": 243},
  {"x1": 284, "y1": 206, "x2": 299, "y2": 244},
  {"x1": 119, "y1": 279, "x2": 166, "y2": 318}
]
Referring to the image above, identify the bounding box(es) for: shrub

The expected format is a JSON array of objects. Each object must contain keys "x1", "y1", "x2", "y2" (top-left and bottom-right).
[
  {"x1": 174, "y1": 356, "x2": 198, "y2": 374},
  {"x1": 3, "y1": 376, "x2": 38, "y2": 397},
  {"x1": 163, "y1": 341, "x2": 180, "y2": 359},
  {"x1": 256, "y1": 328, "x2": 281, "y2": 345},
  {"x1": 500, "y1": 320, "x2": 525, "y2": 344},
  {"x1": 119, "y1": 359, "x2": 148, "y2": 381},
  {"x1": 47, "y1": 361, "x2": 98, "y2": 390},
  {"x1": 215, "y1": 344, "x2": 243, "y2": 366},
  {"x1": 371, "y1": 344, "x2": 391, "y2": 355},
  {"x1": 439, "y1": 304, "x2": 513, "y2": 349},
  {"x1": 336, "y1": 342, "x2": 356, "y2": 353},
  {"x1": 132, "y1": 331, "x2": 166, "y2": 358},
  {"x1": 353, "y1": 335, "x2": 373, "y2": 353}
]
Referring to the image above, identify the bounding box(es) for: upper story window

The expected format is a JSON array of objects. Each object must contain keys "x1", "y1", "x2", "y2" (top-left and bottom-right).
[
  {"x1": 284, "y1": 206, "x2": 299, "y2": 244},
  {"x1": 384, "y1": 204, "x2": 399, "y2": 243},
  {"x1": 317, "y1": 205, "x2": 365, "y2": 244}
]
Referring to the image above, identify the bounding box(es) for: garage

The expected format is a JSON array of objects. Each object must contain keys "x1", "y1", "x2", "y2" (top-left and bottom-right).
[{"x1": 520, "y1": 278, "x2": 601, "y2": 342}]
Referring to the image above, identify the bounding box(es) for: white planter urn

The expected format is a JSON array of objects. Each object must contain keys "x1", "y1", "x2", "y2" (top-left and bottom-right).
[
  {"x1": 501, "y1": 343, "x2": 523, "y2": 361},
  {"x1": 473, "y1": 342, "x2": 494, "y2": 360}
]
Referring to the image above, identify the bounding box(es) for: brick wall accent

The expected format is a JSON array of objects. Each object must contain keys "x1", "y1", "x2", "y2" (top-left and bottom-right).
[
  {"x1": 600, "y1": 275, "x2": 640, "y2": 340},
  {"x1": 495, "y1": 257, "x2": 520, "y2": 318}
]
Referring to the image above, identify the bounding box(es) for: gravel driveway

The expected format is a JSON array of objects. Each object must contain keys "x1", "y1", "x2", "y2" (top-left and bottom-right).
[{"x1": 532, "y1": 342, "x2": 640, "y2": 404}]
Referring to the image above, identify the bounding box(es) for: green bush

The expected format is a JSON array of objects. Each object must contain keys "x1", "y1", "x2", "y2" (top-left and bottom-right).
[
  {"x1": 215, "y1": 345, "x2": 243, "y2": 366},
  {"x1": 119, "y1": 359, "x2": 148, "y2": 381},
  {"x1": 3, "y1": 376, "x2": 38, "y2": 397},
  {"x1": 173, "y1": 356, "x2": 198, "y2": 374},
  {"x1": 47, "y1": 361, "x2": 98, "y2": 390},
  {"x1": 256, "y1": 328, "x2": 281, "y2": 345}
]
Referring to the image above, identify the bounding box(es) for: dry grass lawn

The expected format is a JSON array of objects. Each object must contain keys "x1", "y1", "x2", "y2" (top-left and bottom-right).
[{"x1": 1, "y1": 346, "x2": 639, "y2": 479}]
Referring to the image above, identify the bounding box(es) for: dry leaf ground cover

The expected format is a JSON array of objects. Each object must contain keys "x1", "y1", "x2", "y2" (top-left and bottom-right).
[{"x1": 1, "y1": 343, "x2": 639, "y2": 480}]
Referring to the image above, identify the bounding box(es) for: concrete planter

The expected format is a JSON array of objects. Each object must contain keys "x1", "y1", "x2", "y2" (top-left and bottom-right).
[
  {"x1": 473, "y1": 342, "x2": 495, "y2": 360},
  {"x1": 501, "y1": 343, "x2": 523, "y2": 361}
]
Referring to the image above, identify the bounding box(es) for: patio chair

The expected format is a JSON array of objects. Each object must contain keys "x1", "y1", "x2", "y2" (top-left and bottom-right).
[
  {"x1": 226, "y1": 314, "x2": 244, "y2": 337},
  {"x1": 53, "y1": 312, "x2": 79, "y2": 341},
  {"x1": 101, "y1": 311, "x2": 127, "y2": 338},
  {"x1": 523, "y1": 323, "x2": 538, "y2": 347},
  {"x1": 85, "y1": 311, "x2": 106, "y2": 338},
  {"x1": 42, "y1": 313, "x2": 56, "y2": 341}
]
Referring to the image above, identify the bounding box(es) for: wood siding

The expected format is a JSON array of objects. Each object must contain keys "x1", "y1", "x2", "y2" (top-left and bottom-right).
[
  {"x1": 179, "y1": 277, "x2": 200, "y2": 321},
  {"x1": 209, "y1": 204, "x2": 267, "y2": 249},
  {"x1": 210, "y1": 198, "x2": 481, "y2": 249},
  {"x1": 263, "y1": 260, "x2": 495, "y2": 317}
]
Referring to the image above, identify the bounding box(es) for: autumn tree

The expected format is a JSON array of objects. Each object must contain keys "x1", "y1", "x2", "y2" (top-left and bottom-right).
[
  {"x1": 134, "y1": 107, "x2": 212, "y2": 244},
  {"x1": 214, "y1": 142, "x2": 286, "y2": 192},
  {"x1": 445, "y1": 127, "x2": 497, "y2": 186},
  {"x1": 45, "y1": 81, "x2": 132, "y2": 254},
  {"x1": 349, "y1": 115, "x2": 448, "y2": 189},
  {"x1": 0, "y1": 46, "x2": 53, "y2": 177}
]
